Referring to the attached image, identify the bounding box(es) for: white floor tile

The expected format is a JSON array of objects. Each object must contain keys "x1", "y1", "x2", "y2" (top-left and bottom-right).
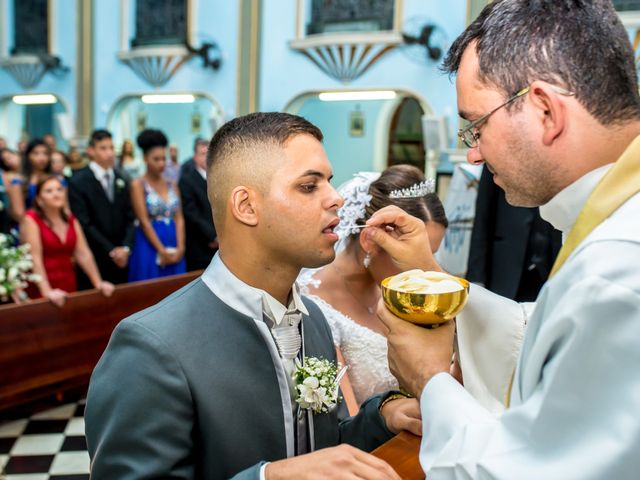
[
  {"x1": 49, "y1": 451, "x2": 90, "y2": 475},
  {"x1": 10, "y1": 434, "x2": 64, "y2": 455},
  {"x1": 31, "y1": 404, "x2": 76, "y2": 421},
  {"x1": 0, "y1": 453, "x2": 8, "y2": 469},
  {"x1": 64, "y1": 417, "x2": 85, "y2": 436},
  {"x1": 0, "y1": 419, "x2": 28, "y2": 438}
]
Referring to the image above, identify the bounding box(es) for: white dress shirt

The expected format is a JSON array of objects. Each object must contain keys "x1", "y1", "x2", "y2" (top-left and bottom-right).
[{"x1": 425, "y1": 162, "x2": 640, "y2": 479}]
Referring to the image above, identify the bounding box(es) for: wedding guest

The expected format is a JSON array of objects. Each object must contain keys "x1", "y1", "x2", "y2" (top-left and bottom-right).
[
  {"x1": 301, "y1": 165, "x2": 447, "y2": 412},
  {"x1": 68, "y1": 146, "x2": 88, "y2": 172},
  {"x1": 0, "y1": 149, "x2": 25, "y2": 227},
  {"x1": 50, "y1": 150, "x2": 71, "y2": 187},
  {"x1": 22, "y1": 139, "x2": 52, "y2": 208},
  {"x1": 21, "y1": 175, "x2": 114, "y2": 307},
  {"x1": 1, "y1": 148, "x2": 22, "y2": 174},
  {"x1": 43, "y1": 133, "x2": 56, "y2": 152},
  {"x1": 178, "y1": 137, "x2": 217, "y2": 270},
  {"x1": 179, "y1": 137, "x2": 206, "y2": 177},
  {"x1": 163, "y1": 144, "x2": 180, "y2": 183},
  {"x1": 68, "y1": 129, "x2": 135, "y2": 287},
  {"x1": 17, "y1": 139, "x2": 28, "y2": 156},
  {"x1": 128, "y1": 129, "x2": 186, "y2": 281},
  {"x1": 118, "y1": 139, "x2": 143, "y2": 180}
]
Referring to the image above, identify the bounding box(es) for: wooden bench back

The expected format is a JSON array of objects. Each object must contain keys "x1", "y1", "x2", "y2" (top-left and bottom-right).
[{"x1": 0, "y1": 271, "x2": 199, "y2": 412}]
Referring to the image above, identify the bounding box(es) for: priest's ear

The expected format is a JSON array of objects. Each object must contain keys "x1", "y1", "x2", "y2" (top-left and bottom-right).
[{"x1": 229, "y1": 185, "x2": 259, "y2": 226}]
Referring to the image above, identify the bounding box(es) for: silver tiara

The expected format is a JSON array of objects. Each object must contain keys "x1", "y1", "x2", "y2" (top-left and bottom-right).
[{"x1": 389, "y1": 179, "x2": 436, "y2": 199}]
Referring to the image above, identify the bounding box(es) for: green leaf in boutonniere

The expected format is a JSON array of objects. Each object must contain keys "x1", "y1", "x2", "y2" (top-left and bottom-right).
[{"x1": 293, "y1": 356, "x2": 348, "y2": 414}]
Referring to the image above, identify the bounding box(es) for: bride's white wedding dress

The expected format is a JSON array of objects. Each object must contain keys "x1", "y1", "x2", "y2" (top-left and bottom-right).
[{"x1": 304, "y1": 293, "x2": 399, "y2": 405}]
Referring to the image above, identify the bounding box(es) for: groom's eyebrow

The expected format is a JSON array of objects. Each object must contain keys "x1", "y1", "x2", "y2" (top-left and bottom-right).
[{"x1": 299, "y1": 170, "x2": 333, "y2": 181}]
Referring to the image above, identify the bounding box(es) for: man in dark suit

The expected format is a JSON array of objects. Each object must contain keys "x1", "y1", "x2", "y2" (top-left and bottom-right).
[
  {"x1": 85, "y1": 113, "x2": 417, "y2": 479},
  {"x1": 466, "y1": 166, "x2": 562, "y2": 301},
  {"x1": 68, "y1": 130, "x2": 135, "y2": 287},
  {"x1": 178, "y1": 136, "x2": 204, "y2": 177},
  {"x1": 179, "y1": 137, "x2": 217, "y2": 270}
]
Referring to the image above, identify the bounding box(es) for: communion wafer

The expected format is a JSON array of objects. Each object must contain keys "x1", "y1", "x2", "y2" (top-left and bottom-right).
[{"x1": 387, "y1": 270, "x2": 465, "y2": 294}]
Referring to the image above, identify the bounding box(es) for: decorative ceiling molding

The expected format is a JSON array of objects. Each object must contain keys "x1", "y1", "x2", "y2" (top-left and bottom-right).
[
  {"x1": 0, "y1": 55, "x2": 47, "y2": 89},
  {"x1": 118, "y1": 45, "x2": 193, "y2": 87},
  {"x1": 289, "y1": 32, "x2": 403, "y2": 84}
]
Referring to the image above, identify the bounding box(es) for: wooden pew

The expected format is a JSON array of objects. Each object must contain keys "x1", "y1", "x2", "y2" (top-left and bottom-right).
[
  {"x1": 372, "y1": 432, "x2": 425, "y2": 479},
  {"x1": 0, "y1": 271, "x2": 200, "y2": 413}
]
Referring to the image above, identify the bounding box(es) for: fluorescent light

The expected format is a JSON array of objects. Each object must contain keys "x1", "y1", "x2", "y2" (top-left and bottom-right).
[
  {"x1": 318, "y1": 91, "x2": 397, "y2": 102},
  {"x1": 12, "y1": 94, "x2": 58, "y2": 105},
  {"x1": 141, "y1": 94, "x2": 195, "y2": 104}
]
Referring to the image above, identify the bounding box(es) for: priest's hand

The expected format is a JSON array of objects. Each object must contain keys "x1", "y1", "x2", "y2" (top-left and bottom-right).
[
  {"x1": 379, "y1": 397, "x2": 422, "y2": 436},
  {"x1": 264, "y1": 444, "x2": 400, "y2": 480},
  {"x1": 363, "y1": 205, "x2": 442, "y2": 272},
  {"x1": 378, "y1": 300, "x2": 455, "y2": 398}
]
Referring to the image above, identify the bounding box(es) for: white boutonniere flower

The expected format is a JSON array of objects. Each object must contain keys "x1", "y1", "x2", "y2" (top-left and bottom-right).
[
  {"x1": 0, "y1": 234, "x2": 39, "y2": 301},
  {"x1": 293, "y1": 356, "x2": 348, "y2": 414},
  {"x1": 115, "y1": 178, "x2": 126, "y2": 190},
  {"x1": 0, "y1": 200, "x2": 4, "y2": 211}
]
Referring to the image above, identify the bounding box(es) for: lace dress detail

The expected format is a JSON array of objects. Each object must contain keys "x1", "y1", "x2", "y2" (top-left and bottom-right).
[{"x1": 304, "y1": 294, "x2": 399, "y2": 405}]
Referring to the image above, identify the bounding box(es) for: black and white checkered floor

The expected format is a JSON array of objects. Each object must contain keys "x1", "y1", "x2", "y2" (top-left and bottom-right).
[{"x1": 0, "y1": 399, "x2": 89, "y2": 480}]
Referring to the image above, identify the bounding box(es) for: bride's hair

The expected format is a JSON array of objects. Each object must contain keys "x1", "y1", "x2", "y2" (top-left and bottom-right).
[{"x1": 361, "y1": 165, "x2": 447, "y2": 229}]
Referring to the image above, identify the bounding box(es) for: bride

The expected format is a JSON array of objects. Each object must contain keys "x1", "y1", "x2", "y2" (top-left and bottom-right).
[{"x1": 301, "y1": 165, "x2": 448, "y2": 413}]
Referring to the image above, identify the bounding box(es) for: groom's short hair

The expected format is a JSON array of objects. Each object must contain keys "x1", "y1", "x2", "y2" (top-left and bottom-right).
[{"x1": 206, "y1": 112, "x2": 323, "y2": 228}]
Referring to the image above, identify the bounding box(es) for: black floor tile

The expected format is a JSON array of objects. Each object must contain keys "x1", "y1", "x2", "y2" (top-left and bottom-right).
[
  {"x1": 60, "y1": 435, "x2": 87, "y2": 451},
  {"x1": 4, "y1": 454, "x2": 54, "y2": 474},
  {"x1": 23, "y1": 419, "x2": 69, "y2": 434},
  {"x1": 73, "y1": 404, "x2": 85, "y2": 417},
  {"x1": 50, "y1": 475, "x2": 91, "y2": 480},
  {"x1": 0, "y1": 436, "x2": 16, "y2": 454}
]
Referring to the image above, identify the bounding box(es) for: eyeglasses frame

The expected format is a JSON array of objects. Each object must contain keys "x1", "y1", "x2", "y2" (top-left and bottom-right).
[{"x1": 457, "y1": 85, "x2": 575, "y2": 148}]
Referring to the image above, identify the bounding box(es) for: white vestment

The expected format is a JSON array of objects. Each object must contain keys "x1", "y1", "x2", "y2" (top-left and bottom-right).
[{"x1": 422, "y1": 164, "x2": 640, "y2": 479}]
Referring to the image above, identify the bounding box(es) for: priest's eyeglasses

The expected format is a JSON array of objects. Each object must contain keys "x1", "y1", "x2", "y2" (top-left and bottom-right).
[{"x1": 457, "y1": 85, "x2": 575, "y2": 149}]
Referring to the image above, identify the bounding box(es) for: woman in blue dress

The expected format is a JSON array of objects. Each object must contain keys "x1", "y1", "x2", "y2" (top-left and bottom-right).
[{"x1": 128, "y1": 129, "x2": 186, "y2": 281}]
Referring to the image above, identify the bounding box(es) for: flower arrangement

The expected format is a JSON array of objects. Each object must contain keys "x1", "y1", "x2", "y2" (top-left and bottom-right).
[
  {"x1": 293, "y1": 356, "x2": 348, "y2": 414},
  {"x1": 0, "y1": 233, "x2": 39, "y2": 301}
]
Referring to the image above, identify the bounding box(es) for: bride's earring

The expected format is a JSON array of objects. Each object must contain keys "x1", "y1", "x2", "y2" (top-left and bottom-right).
[{"x1": 363, "y1": 252, "x2": 371, "y2": 269}]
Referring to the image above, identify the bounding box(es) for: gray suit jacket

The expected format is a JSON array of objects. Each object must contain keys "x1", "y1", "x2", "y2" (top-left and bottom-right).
[{"x1": 85, "y1": 279, "x2": 393, "y2": 479}]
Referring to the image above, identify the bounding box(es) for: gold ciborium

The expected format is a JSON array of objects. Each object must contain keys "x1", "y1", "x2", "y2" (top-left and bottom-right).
[{"x1": 381, "y1": 270, "x2": 469, "y2": 327}]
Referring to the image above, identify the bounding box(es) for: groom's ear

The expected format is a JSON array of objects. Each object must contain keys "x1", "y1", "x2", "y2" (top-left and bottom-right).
[{"x1": 229, "y1": 185, "x2": 259, "y2": 226}]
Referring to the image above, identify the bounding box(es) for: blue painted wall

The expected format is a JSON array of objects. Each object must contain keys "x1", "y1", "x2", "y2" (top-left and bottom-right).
[
  {"x1": 296, "y1": 97, "x2": 389, "y2": 186},
  {"x1": 0, "y1": 0, "x2": 77, "y2": 148},
  {"x1": 260, "y1": 0, "x2": 468, "y2": 147},
  {"x1": 93, "y1": 1, "x2": 239, "y2": 129}
]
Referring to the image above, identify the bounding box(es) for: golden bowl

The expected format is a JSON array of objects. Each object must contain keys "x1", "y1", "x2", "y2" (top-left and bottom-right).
[{"x1": 381, "y1": 274, "x2": 469, "y2": 326}]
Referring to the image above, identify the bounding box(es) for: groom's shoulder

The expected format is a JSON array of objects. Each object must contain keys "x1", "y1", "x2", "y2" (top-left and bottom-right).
[{"x1": 117, "y1": 278, "x2": 221, "y2": 337}]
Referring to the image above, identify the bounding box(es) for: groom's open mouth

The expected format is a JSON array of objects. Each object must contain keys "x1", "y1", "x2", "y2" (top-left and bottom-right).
[{"x1": 322, "y1": 218, "x2": 340, "y2": 242}]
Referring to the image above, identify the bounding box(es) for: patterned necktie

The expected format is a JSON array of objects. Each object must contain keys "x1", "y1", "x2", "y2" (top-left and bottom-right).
[{"x1": 271, "y1": 311, "x2": 302, "y2": 361}]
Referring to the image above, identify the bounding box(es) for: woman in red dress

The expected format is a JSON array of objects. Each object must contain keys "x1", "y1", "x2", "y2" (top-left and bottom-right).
[{"x1": 20, "y1": 175, "x2": 114, "y2": 307}]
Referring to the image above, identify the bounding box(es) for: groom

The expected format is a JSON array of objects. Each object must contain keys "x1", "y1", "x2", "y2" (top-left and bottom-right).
[{"x1": 85, "y1": 112, "x2": 417, "y2": 479}]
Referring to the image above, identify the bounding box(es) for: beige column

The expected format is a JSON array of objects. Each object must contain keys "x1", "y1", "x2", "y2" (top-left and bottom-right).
[
  {"x1": 76, "y1": 0, "x2": 93, "y2": 141},
  {"x1": 236, "y1": 0, "x2": 261, "y2": 115}
]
